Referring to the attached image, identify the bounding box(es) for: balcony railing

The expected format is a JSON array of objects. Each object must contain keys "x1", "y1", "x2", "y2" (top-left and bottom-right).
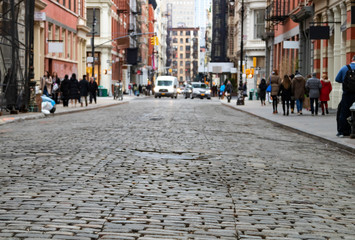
[{"x1": 265, "y1": 0, "x2": 289, "y2": 22}]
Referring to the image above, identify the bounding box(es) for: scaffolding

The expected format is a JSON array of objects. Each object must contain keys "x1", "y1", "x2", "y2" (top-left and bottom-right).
[{"x1": 0, "y1": 0, "x2": 34, "y2": 113}]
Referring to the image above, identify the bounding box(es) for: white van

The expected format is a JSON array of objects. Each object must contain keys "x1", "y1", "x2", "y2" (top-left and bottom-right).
[{"x1": 154, "y1": 76, "x2": 178, "y2": 98}]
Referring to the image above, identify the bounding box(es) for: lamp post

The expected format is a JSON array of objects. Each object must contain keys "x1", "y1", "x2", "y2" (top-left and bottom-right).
[
  {"x1": 91, "y1": 8, "x2": 97, "y2": 78},
  {"x1": 238, "y1": 0, "x2": 244, "y2": 105}
]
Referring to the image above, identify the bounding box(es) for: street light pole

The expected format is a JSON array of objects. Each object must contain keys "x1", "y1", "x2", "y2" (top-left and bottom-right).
[
  {"x1": 238, "y1": 0, "x2": 244, "y2": 105},
  {"x1": 91, "y1": 8, "x2": 96, "y2": 78}
]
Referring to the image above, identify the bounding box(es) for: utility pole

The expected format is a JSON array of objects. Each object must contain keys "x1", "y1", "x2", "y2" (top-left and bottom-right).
[
  {"x1": 237, "y1": 0, "x2": 245, "y2": 105},
  {"x1": 91, "y1": 8, "x2": 96, "y2": 78}
]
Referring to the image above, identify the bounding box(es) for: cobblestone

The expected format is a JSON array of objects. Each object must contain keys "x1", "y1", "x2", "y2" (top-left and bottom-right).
[{"x1": 0, "y1": 98, "x2": 354, "y2": 239}]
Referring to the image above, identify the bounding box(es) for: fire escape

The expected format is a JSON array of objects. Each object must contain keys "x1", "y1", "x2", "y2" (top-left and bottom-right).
[
  {"x1": 265, "y1": 0, "x2": 289, "y2": 33},
  {"x1": 0, "y1": 0, "x2": 34, "y2": 113}
]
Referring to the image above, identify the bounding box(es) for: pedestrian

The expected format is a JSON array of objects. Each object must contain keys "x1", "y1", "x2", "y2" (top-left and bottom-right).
[
  {"x1": 279, "y1": 74, "x2": 292, "y2": 116},
  {"x1": 89, "y1": 77, "x2": 98, "y2": 104},
  {"x1": 335, "y1": 55, "x2": 355, "y2": 137},
  {"x1": 291, "y1": 71, "x2": 306, "y2": 115},
  {"x1": 258, "y1": 78, "x2": 267, "y2": 106},
  {"x1": 242, "y1": 81, "x2": 248, "y2": 101},
  {"x1": 69, "y1": 73, "x2": 80, "y2": 107},
  {"x1": 266, "y1": 83, "x2": 272, "y2": 103},
  {"x1": 128, "y1": 83, "x2": 132, "y2": 95},
  {"x1": 79, "y1": 75, "x2": 89, "y2": 107},
  {"x1": 138, "y1": 84, "x2": 142, "y2": 96},
  {"x1": 304, "y1": 74, "x2": 312, "y2": 111},
  {"x1": 268, "y1": 70, "x2": 282, "y2": 114},
  {"x1": 40, "y1": 71, "x2": 52, "y2": 97},
  {"x1": 289, "y1": 74, "x2": 295, "y2": 113},
  {"x1": 60, "y1": 74, "x2": 70, "y2": 107},
  {"x1": 133, "y1": 83, "x2": 138, "y2": 96},
  {"x1": 51, "y1": 72, "x2": 61, "y2": 104},
  {"x1": 320, "y1": 73, "x2": 332, "y2": 115},
  {"x1": 306, "y1": 73, "x2": 322, "y2": 116},
  {"x1": 219, "y1": 82, "x2": 225, "y2": 99}
]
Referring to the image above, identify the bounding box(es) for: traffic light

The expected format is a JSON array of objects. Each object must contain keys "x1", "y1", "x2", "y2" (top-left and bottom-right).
[
  {"x1": 155, "y1": 36, "x2": 159, "y2": 45},
  {"x1": 150, "y1": 37, "x2": 156, "y2": 46}
]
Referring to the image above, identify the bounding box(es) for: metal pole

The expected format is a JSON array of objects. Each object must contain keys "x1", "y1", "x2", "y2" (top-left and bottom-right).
[
  {"x1": 238, "y1": 0, "x2": 244, "y2": 105},
  {"x1": 91, "y1": 8, "x2": 96, "y2": 78}
]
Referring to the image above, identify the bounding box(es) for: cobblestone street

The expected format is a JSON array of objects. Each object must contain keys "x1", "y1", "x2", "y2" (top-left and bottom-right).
[{"x1": 0, "y1": 98, "x2": 354, "y2": 240}]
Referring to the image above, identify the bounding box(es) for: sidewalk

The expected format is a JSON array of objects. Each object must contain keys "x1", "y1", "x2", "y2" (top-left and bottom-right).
[
  {"x1": 221, "y1": 98, "x2": 355, "y2": 153},
  {"x1": 0, "y1": 95, "x2": 137, "y2": 125}
]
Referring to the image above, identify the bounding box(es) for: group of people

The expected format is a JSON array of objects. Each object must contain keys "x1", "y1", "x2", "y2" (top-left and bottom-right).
[
  {"x1": 258, "y1": 70, "x2": 332, "y2": 117},
  {"x1": 128, "y1": 83, "x2": 152, "y2": 96},
  {"x1": 256, "y1": 54, "x2": 355, "y2": 137},
  {"x1": 40, "y1": 71, "x2": 99, "y2": 108}
]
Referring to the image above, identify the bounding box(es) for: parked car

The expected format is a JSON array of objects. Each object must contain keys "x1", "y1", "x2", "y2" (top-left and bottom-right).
[{"x1": 190, "y1": 82, "x2": 211, "y2": 99}]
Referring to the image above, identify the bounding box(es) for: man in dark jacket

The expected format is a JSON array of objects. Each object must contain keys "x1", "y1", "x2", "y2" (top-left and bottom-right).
[
  {"x1": 79, "y1": 75, "x2": 89, "y2": 107},
  {"x1": 306, "y1": 72, "x2": 322, "y2": 115},
  {"x1": 89, "y1": 77, "x2": 98, "y2": 104},
  {"x1": 60, "y1": 74, "x2": 70, "y2": 107}
]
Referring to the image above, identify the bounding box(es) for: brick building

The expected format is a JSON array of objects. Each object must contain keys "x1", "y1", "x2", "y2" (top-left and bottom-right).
[{"x1": 34, "y1": 0, "x2": 89, "y2": 82}]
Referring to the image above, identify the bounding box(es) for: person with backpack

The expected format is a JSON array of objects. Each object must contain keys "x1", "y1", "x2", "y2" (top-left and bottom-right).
[{"x1": 335, "y1": 55, "x2": 355, "y2": 137}]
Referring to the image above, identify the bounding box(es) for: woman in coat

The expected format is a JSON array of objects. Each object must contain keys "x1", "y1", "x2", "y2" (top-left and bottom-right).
[
  {"x1": 60, "y1": 74, "x2": 70, "y2": 107},
  {"x1": 268, "y1": 70, "x2": 282, "y2": 114},
  {"x1": 320, "y1": 73, "x2": 332, "y2": 115},
  {"x1": 291, "y1": 71, "x2": 306, "y2": 115},
  {"x1": 40, "y1": 71, "x2": 52, "y2": 97},
  {"x1": 69, "y1": 73, "x2": 80, "y2": 107},
  {"x1": 258, "y1": 78, "x2": 267, "y2": 106},
  {"x1": 51, "y1": 72, "x2": 61, "y2": 104},
  {"x1": 278, "y1": 75, "x2": 292, "y2": 116}
]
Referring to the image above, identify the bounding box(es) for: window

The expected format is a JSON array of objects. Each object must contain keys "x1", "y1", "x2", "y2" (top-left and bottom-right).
[
  {"x1": 69, "y1": 0, "x2": 71, "y2": 9},
  {"x1": 186, "y1": 38, "x2": 190, "y2": 43},
  {"x1": 180, "y1": 46, "x2": 183, "y2": 51},
  {"x1": 180, "y1": 31, "x2": 183, "y2": 35},
  {"x1": 87, "y1": 8, "x2": 100, "y2": 35},
  {"x1": 48, "y1": 24, "x2": 53, "y2": 41},
  {"x1": 186, "y1": 53, "x2": 190, "y2": 58},
  {"x1": 180, "y1": 69, "x2": 183, "y2": 74},
  {"x1": 180, "y1": 38, "x2": 183, "y2": 43},
  {"x1": 173, "y1": 31, "x2": 178, "y2": 36},
  {"x1": 180, "y1": 54, "x2": 183, "y2": 59},
  {"x1": 180, "y1": 61, "x2": 183, "y2": 66},
  {"x1": 186, "y1": 46, "x2": 190, "y2": 51},
  {"x1": 254, "y1": 9, "x2": 265, "y2": 39},
  {"x1": 173, "y1": 38, "x2": 178, "y2": 43},
  {"x1": 186, "y1": 31, "x2": 190, "y2": 36},
  {"x1": 68, "y1": 32, "x2": 71, "y2": 59},
  {"x1": 62, "y1": 29, "x2": 66, "y2": 57}
]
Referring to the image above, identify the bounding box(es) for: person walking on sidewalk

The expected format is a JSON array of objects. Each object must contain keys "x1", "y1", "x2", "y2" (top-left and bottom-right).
[
  {"x1": 89, "y1": 77, "x2": 98, "y2": 104},
  {"x1": 60, "y1": 74, "x2": 70, "y2": 107},
  {"x1": 258, "y1": 78, "x2": 267, "y2": 106},
  {"x1": 219, "y1": 82, "x2": 225, "y2": 99},
  {"x1": 40, "y1": 71, "x2": 52, "y2": 97},
  {"x1": 306, "y1": 72, "x2": 322, "y2": 116},
  {"x1": 292, "y1": 71, "x2": 306, "y2": 115},
  {"x1": 279, "y1": 75, "x2": 292, "y2": 116},
  {"x1": 51, "y1": 72, "x2": 61, "y2": 104},
  {"x1": 335, "y1": 55, "x2": 355, "y2": 137},
  {"x1": 69, "y1": 73, "x2": 80, "y2": 107},
  {"x1": 79, "y1": 75, "x2": 89, "y2": 107},
  {"x1": 289, "y1": 74, "x2": 295, "y2": 113},
  {"x1": 268, "y1": 70, "x2": 281, "y2": 114},
  {"x1": 320, "y1": 73, "x2": 332, "y2": 115}
]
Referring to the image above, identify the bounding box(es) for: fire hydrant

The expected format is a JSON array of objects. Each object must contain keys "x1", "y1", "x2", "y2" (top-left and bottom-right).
[{"x1": 348, "y1": 102, "x2": 355, "y2": 139}]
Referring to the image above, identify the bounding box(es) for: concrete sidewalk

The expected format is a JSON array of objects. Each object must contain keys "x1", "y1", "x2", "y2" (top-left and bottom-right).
[
  {"x1": 0, "y1": 95, "x2": 138, "y2": 125},
  {"x1": 221, "y1": 97, "x2": 355, "y2": 153}
]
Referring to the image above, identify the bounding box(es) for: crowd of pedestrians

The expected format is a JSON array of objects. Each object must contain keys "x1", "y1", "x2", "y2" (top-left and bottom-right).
[
  {"x1": 39, "y1": 72, "x2": 99, "y2": 108},
  {"x1": 256, "y1": 55, "x2": 355, "y2": 137}
]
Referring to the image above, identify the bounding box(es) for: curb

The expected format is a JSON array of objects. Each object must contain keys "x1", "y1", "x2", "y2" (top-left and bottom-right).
[
  {"x1": 221, "y1": 102, "x2": 355, "y2": 155},
  {"x1": 54, "y1": 101, "x2": 129, "y2": 116}
]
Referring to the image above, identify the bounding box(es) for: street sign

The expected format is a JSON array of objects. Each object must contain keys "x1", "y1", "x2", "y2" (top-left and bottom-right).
[{"x1": 87, "y1": 57, "x2": 94, "y2": 63}]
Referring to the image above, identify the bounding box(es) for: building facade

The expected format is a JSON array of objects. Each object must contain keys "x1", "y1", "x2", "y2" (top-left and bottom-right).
[
  {"x1": 36, "y1": 0, "x2": 89, "y2": 81},
  {"x1": 264, "y1": 0, "x2": 354, "y2": 109},
  {"x1": 169, "y1": 27, "x2": 199, "y2": 84}
]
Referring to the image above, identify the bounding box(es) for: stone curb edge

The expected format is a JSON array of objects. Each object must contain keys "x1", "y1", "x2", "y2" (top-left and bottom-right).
[
  {"x1": 221, "y1": 102, "x2": 355, "y2": 155},
  {"x1": 0, "y1": 101, "x2": 128, "y2": 126}
]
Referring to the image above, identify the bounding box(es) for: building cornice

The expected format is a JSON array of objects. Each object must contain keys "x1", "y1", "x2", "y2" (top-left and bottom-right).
[{"x1": 35, "y1": 0, "x2": 47, "y2": 10}]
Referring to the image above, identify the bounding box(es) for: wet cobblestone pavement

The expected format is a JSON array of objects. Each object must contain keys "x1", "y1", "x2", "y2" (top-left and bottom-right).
[{"x1": 0, "y1": 98, "x2": 354, "y2": 240}]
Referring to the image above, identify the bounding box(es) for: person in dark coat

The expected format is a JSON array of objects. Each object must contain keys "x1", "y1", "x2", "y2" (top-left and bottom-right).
[
  {"x1": 79, "y1": 75, "x2": 89, "y2": 107},
  {"x1": 306, "y1": 72, "x2": 322, "y2": 115},
  {"x1": 291, "y1": 71, "x2": 306, "y2": 115},
  {"x1": 69, "y1": 73, "x2": 80, "y2": 107},
  {"x1": 268, "y1": 69, "x2": 282, "y2": 114},
  {"x1": 60, "y1": 74, "x2": 70, "y2": 107},
  {"x1": 279, "y1": 75, "x2": 292, "y2": 116},
  {"x1": 89, "y1": 77, "x2": 98, "y2": 104},
  {"x1": 258, "y1": 78, "x2": 267, "y2": 106},
  {"x1": 289, "y1": 74, "x2": 295, "y2": 113},
  {"x1": 51, "y1": 72, "x2": 61, "y2": 104}
]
